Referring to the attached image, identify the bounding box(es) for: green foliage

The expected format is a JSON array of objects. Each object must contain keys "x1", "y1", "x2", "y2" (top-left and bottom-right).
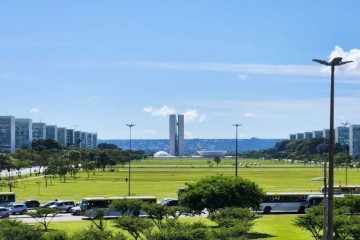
[
  {"x1": 85, "y1": 208, "x2": 109, "y2": 231},
  {"x1": 32, "y1": 139, "x2": 63, "y2": 152},
  {"x1": 213, "y1": 157, "x2": 221, "y2": 166},
  {"x1": 141, "y1": 202, "x2": 169, "y2": 229},
  {"x1": 42, "y1": 230, "x2": 69, "y2": 240},
  {"x1": 180, "y1": 175, "x2": 265, "y2": 213},
  {"x1": 113, "y1": 216, "x2": 154, "y2": 240},
  {"x1": 27, "y1": 207, "x2": 61, "y2": 231},
  {"x1": 209, "y1": 207, "x2": 257, "y2": 239},
  {"x1": 109, "y1": 199, "x2": 143, "y2": 216},
  {"x1": 0, "y1": 219, "x2": 44, "y2": 240},
  {"x1": 147, "y1": 219, "x2": 210, "y2": 240},
  {"x1": 72, "y1": 226, "x2": 124, "y2": 240},
  {"x1": 294, "y1": 205, "x2": 323, "y2": 240},
  {"x1": 97, "y1": 143, "x2": 118, "y2": 150}
]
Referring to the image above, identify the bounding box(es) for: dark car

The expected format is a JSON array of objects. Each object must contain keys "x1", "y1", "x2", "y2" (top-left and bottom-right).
[
  {"x1": 40, "y1": 201, "x2": 58, "y2": 208},
  {"x1": 23, "y1": 200, "x2": 40, "y2": 209}
]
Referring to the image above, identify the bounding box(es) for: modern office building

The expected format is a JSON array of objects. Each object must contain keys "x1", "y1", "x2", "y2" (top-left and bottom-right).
[
  {"x1": 57, "y1": 127, "x2": 67, "y2": 146},
  {"x1": 0, "y1": 116, "x2": 15, "y2": 154},
  {"x1": 46, "y1": 125, "x2": 57, "y2": 141},
  {"x1": 296, "y1": 133, "x2": 304, "y2": 139},
  {"x1": 313, "y1": 130, "x2": 323, "y2": 138},
  {"x1": 349, "y1": 125, "x2": 360, "y2": 157},
  {"x1": 92, "y1": 133, "x2": 97, "y2": 149},
  {"x1": 304, "y1": 132, "x2": 313, "y2": 139},
  {"x1": 80, "y1": 132, "x2": 87, "y2": 149},
  {"x1": 66, "y1": 129, "x2": 75, "y2": 147},
  {"x1": 15, "y1": 118, "x2": 32, "y2": 149},
  {"x1": 335, "y1": 126, "x2": 350, "y2": 146},
  {"x1": 32, "y1": 122, "x2": 46, "y2": 141},
  {"x1": 323, "y1": 129, "x2": 330, "y2": 139},
  {"x1": 74, "y1": 131, "x2": 81, "y2": 148},
  {"x1": 289, "y1": 134, "x2": 296, "y2": 140},
  {"x1": 169, "y1": 114, "x2": 184, "y2": 156},
  {"x1": 86, "y1": 133, "x2": 92, "y2": 149}
]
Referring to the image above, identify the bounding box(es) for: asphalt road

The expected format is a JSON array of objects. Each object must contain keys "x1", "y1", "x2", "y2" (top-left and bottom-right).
[{"x1": 10, "y1": 213, "x2": 84, "y2": 223}]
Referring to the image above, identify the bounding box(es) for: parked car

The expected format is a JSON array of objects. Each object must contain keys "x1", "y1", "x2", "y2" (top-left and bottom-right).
[
  {"x1": 0, "y1": 207, "x2": 10, "y2": 218},
  {"x1": 8, "y1": 203, "x2": 27, "y2": 215},
  {"x1": 23, "y1": 200, "x2": 40, "y2": 209},
  {"x1": 159, "y1": 198, "x2": 179, "y2": 206},
  {"x1": 49, "y1": 200, "x2": 75, "y2": 212},
  {"x1": 40, "y1": 201, "x2": 58, "y2": 208},
  {"x1": 70, "y1": 201, "x2": 83, "y2": 216}
]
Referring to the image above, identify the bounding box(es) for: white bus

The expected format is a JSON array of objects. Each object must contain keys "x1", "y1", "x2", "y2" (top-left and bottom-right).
[
  {"x1": 80, "y1": 196, "x2": 157, "y2": 217},
  {"x1": 260, "y1": 192, "x2": 319, "y2": 214}
]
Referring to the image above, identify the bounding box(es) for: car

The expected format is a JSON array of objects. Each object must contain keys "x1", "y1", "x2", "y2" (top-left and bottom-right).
[
  {"x1": 49, "y1": 200, "x2": 75, "y2": 212},
  {"x1": 23, "y1": 200, "x2": 40, "y2": 209},
  {"x1": 8, "y1": 203, "x2": 27, "y2": 215},
  {"x1": 40, "y1": 201, "x2": 58, "y2": 208},
  {"x1": 159, "y1": 198, "x2": 179, "y2": 207},
  {"x1": 0, "y1": 207, "x2": 10, "y2": 218},
  {"x1": 70, "y1": 201, "x2": 83, "y2": 216}
]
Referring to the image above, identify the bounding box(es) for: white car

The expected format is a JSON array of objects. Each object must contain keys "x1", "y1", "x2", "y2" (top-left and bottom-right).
[
  {"x1": 0, "y1": 207, "x2": 10, "y2": 218},
  {"x1": 49, "y1": 200, "x2": 75, "y2": 212},
  {"x1": 8, "y1": 203, "x2": 27, "y2": 215}
]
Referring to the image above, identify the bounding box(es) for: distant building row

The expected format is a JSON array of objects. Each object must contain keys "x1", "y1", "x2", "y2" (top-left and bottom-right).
[
  {"x1": 0, "y1": 116, "x2": 97, "y2": 154},
  {"x1": 289, "y1": 125, "x2": 360, "y2": 156}
]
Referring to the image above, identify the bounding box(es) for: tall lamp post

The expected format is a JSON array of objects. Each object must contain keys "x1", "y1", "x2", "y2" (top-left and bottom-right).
[
  {"x1": 126, "y1": 124, "x2": 135, "y2": 196},
  {"x1": 341, "y1": 121, "x2": 350, "y2": 186},
  {"x1": 313, "y1": 57, "x2": 353, "y2": 240},
  {"x1": 232, "y1": 124, "x2": 242, "y2": 177}
]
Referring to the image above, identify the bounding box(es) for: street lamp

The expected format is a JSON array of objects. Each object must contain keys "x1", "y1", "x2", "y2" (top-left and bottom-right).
[
  {"x1": 126, "y1": 124, "x2": 135, "y2": 196},
  {"x1": 341, "y1": 121, "x2": 350, "y2": 186},
  {"x1": 232, "y1": 124, "x2": 242, "y2": 177},
  {"x1": 312, "y1": 57, "x2": 353, "y2": 240}
]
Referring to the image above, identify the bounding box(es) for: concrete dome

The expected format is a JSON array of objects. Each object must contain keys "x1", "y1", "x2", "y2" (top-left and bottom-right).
[{"x1": 153, "y1": 151, "x2": 172, "y2": 157}]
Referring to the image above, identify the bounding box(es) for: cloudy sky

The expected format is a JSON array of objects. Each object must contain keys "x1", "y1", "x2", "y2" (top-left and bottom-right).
[{"x1": 1, "y1": 1, "x2": 360, "y2": 139}]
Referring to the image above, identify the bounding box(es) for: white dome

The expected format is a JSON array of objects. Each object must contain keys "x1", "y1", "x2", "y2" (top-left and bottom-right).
[{"x1": 154, "y1": 151, "x2": 172, "y2": 157}]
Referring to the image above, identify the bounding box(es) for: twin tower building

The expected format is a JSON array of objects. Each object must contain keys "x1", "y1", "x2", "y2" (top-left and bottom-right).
[{"x1": 169, "y1": 114, "x2": 184, "y2": 157}]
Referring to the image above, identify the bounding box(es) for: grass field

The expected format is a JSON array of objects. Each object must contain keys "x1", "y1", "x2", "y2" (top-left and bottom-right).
[{"x1": 2, "y1": 157, "x2": 359, "y2": 239}]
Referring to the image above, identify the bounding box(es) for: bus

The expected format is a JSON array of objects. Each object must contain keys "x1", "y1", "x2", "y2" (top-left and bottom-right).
[
  {"x1": 260, "y1": 192, "x2": 319, "y2": 214},
  {"x1": 0, "y1": 192, "x2": 16, "y2": 207},
  {"x1": 80, "y1": 196, "x2": 157, "y2": 217},
  {"x1": 320, "y1": 185, "x2": 360, "y2": 195}
]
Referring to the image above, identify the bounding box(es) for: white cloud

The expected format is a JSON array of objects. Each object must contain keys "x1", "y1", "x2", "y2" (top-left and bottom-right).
[
  {"x1": 143, "y1": 106, "x2": 154, "y2": 112},
  {"x1": 328, "y1": 46, "x2": 360, "y2": 75},
  {"x1": 199, "y1": 115, "x2": 207, "y2": 122},
  {"x1": 238, "y1": 74, "x2": 249, "y2": 80},
  {"x1": 28, "y1": 108, "x2": 40, "y2": 114},
  {"x1": 143, "y1": 129, "x2": 156, "y2": 134},
  {"x1": 244, "y1": 112, "x2": 258, "y2": 118},
  {"x1": 183, "y1": 109, "x2": 199, "y2": 122},
  {"x1": 143, "y1": 105, "x2": 175, "y2": 116}
]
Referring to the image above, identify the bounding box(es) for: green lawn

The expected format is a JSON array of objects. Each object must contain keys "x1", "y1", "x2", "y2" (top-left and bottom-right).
[{"x1": 2, "y1": 157, "x2": 359, "y2": 240}]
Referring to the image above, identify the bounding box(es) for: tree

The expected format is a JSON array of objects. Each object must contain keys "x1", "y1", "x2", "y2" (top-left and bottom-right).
[
  {"x1": 109, "y1": 199, "x2": 143, "y2": 216},
  {"x1": 209, "y1": 207, "x2": 258, "y2": 239},
  {"x1": 0, "y1": 219, "x2": 44, "y2": 240},
  {"x1": 113, "y1": 216, "x2": 154, "y2": 240},
  {"x1": 84, "y1": 208, "x2": 109, "y2": 231},
  {"x1": 32, "y1": 139, "x2": 63, "y2": 152},
  {"x1": 213, "y1": 157, "x2": 221, "y2": 167},
  {"x1": 27, "y1": 207, "x2": 60, "y2": 231},
  {"x1": 97, "y1": 151, "x2": 110, "y2": 171},
  {"x1": 180, "y1": 175, "x2": 265, "y2": 214}
]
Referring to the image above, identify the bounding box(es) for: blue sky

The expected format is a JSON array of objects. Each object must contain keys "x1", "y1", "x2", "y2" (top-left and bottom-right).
[{"x1": 1, "y1": 1, "x2": 360, "y2": 139}]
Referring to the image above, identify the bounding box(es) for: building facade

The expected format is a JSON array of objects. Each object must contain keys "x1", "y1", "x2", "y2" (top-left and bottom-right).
[
  {"x1": 74, "y1": 131, "x2": 81, "y2": 148},
  {"x1": 313, "y1": 130, "x2": 323, "y2": 138},
  {"x1": 289, "y1": 134, "x2": 296, "y2": 140},
  {"x1": 80, "y1": 132, "x2": 87, "y2": 149},
  {"x1": 92, "y1": 133, "x2": 97, "y2": 149},
  {"x1": 304, "y1": 132, "x2": 313, "y2": 139},
  {"x1": 335, "y1": 126, "x2": 350, "y2": 146},
  {"x1": 323, "y1": 129, "x2": 330, "y2": 139},
  {"x1": 169, "y1": 114, "x2": 184, "y2": 156},
  {"x1": 0, "y1": 116, "x2": 15, "y2": 153},
  {"x1": 57, "y1": 127, "x2": 67, "y2": 146},
  {"x1": 32, "y1": 123, "x2": 46, "y2": 141},
  {"x1": 349, "y1": 125, "x2": 360, "y2": 157},
  {"x1": 296, "y1": 133, "x2": 304, "y2": 139},
  {"x1": 86, "y1": 133, "x2": 92, "y2": 149},
  {"x1": 46, "y1": 125, "x2": 57, "y2": 141},
  {"x1": 66, "y1": 129, "x2": 75, "y2": 147},
  {"x1": 15, "y1": 118, "x2": 32, "y2": 149}
]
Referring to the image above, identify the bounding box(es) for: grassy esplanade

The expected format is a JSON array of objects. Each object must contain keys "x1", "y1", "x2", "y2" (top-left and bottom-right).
[{"x1": 4, "y1": 157, "x2": 360, "y2": 239}]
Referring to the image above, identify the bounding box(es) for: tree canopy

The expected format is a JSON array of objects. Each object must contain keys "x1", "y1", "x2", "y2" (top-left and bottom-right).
[{"x1": 180, "y1": 175, "x2": 265, "y2": 213}]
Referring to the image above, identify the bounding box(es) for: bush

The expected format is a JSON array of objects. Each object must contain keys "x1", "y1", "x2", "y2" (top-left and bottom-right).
[{"x1": 0, "y1": 219, "x2": 44, "y2": 240}]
